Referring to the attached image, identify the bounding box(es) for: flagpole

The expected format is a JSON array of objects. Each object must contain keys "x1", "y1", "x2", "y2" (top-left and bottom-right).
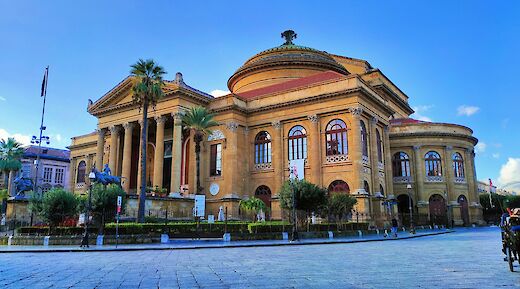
[{"x1": 32, "y1": 66, "x2": 49, "y2": 195}]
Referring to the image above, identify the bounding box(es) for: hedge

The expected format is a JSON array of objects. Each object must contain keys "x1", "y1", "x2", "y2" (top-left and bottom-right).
[{"x1": 18, "y1": 221, "x2": 369, "y2": 236}]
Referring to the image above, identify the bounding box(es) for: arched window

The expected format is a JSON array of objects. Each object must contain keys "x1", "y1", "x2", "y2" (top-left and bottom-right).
[
  {"x1": 379, "y1": 184, "x2": 384, "y2": 196},
  {"x1": 392, "y1": 152, "x2": 411, "y2": 177},
  {"x1": 328, "y1": 180, "x2": 350, "y2": 194},
  {"x1": 425, "y1": 151, "x2": 442, "y2": 176},
  {"x1": 254, "y1": 131, "x2": 272, "y2": 164},
  {"x1": 360, "y1": 120, "x2": 368, "y2": 157},
  {"x1": 325, "y1": 119, "x2": 348, "y2": 156},
  {"x1": 288, "y1": 125, "x2": 307, "y2": 160},
  {"x1": 376, "y1": 129, "x2": 383, "y2": 163},
  {"x1": 76, "y1": 161, "x2": 86, "y2": 184},
  {"x1": 453, "y1": 152, "x2": 465, "y2": 178},
  {"x1": 364, "y1": 180, "x2": 370, "y2": 194}
]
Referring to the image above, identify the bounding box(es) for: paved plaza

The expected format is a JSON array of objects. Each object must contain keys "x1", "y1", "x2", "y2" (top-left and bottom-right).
[{"x1": 1, "y1": 227, "x2": 518, "y2": 288}]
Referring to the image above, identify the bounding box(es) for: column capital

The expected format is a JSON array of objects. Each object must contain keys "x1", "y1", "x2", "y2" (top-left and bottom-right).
[
  {"x1": 307, "y1": 114, "x2": 319, "y2": 123},
  {"x1": 155, "y1": 115, "x2": 167, "y2": 125},
  {"x1": 413, "y1": 145, "x2": 421, "y2": 151},
  {"x1": 271, "y1": 121, "x2": 282, "y2": 130},
  {"x1": 96, "y1": 128, "x2": 107, "y2": 135},
  {"x1": 370, "y1": 116, "x2": 379, "y2": 125},
  {"x1": 383, "y1": 125, "x2": 389, "y2": 133},
  {"x1": 445, "y1": 145, "x2": 453, "y2": 151},
  {"x1": 172, "y1": 111, "x2": 185, "y2": 120},
  {"x1": 123, "y1": 122, "x2": 135, "y2": 131},
  {"x1": 138, "y1": 118, "x2": 150, "y2": 127},
  {"x1": 109, "y1": 125, "x2": 121, "y2": 134},
  {"x1": 349, "y1": 107, "x2": 363, "y2": 117},
  {"x1": 226, "y1": 122, "x2": 239, "y2": 132}
]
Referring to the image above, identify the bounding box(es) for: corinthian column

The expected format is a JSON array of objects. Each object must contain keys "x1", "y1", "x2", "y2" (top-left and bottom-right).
[
  {"x1": 307, "y1": 114, "x2": 322, "y2": 186},
  {"x1": 96, "y1": 128, "x2": 106, "y2": 170},
  {"x1": 153, "y1": 116, "x2": 167, "y2": 188},
  {"x1": 413, "y1": 145, "x2": 424, "y2": 202},
  {"x1": 349, "y1": 107, "x2": 364, "y2": 194},
  {"x1": 272, "y1": 121, "x2": 283, "y2": 193},
  {"x1": 108, "y1": 125, "x2": 121, "y2": 173},
  {"x1": 122, "y1": 122, "x2": 134, "y2": 193},
  {"x1": 170, "y1": 112, "x2": 183, "y2": 193}
]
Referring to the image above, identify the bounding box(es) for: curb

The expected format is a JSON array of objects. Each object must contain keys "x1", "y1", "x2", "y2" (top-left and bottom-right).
[{"x1": 0, "y1": 230, "x2": 453, "y2": 254}]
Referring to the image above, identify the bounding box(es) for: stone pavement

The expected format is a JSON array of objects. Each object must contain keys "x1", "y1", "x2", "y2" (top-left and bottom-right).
[
  {"x1": 0, "y1": 227, "x2": 518, "y2": 288},
  {"x1": 0, "y1": 229, "x2": 447, "y2": 253}
]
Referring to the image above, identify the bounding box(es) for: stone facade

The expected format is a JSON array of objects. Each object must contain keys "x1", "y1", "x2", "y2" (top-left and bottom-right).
[{"x1": 68, "y1": 32, "x2": 484, "y2": 225}]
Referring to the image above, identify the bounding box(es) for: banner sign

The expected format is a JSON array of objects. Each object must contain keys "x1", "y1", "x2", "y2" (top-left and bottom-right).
[
  {"x1": 117, "y1": 196, "x2": 122, "y2": 214},
  {"x1": 289, "y1": 159, "x2": 305, "y2": 180},
  {"x1": 194, "y1": 195, "x2": 206, "y2": 217}
]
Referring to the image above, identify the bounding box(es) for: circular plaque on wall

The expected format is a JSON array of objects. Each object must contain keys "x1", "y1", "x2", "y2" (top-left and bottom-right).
[{"x1": 209, "y1": 183, "x2": 220, "y2": 196}]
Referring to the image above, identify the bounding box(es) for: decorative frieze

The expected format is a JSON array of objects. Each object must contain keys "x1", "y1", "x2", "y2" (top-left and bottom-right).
[
  {"x1": 454, "y1": 177, "x2": 467, "y2": 184},
  {"x1": 325, "y1": 154, "x2": 350, "y2": 163},
  {"x1": 208, "y1": 130, "x2": 225, "y2": 141}
]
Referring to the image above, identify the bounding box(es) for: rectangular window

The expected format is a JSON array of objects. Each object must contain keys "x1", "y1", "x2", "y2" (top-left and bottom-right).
[
  {"x1": 55, "y1": 168, "x2": 64, "y2": 184},
  {"x1": 210, "y1": 143, "x2": 222, "y2": 176},
  {"x1": 43, "y1": 167, "x2": 53, "y2": 183},
  {"x1": 164, "y1": 140, "x2": 173, "y2": 158},
  {"x1": 22, "y1": 163, "x2": 32, "y2": 178}
]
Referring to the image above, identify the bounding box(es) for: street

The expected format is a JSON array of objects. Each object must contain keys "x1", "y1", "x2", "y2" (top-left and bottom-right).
[{"x1": 0, "y1": 227, "x2": 517, "y2": 288}]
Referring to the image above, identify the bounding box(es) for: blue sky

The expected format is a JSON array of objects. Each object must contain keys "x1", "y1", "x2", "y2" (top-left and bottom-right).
[{"x1": 0, "y1": 1, "x2": 519, "y2": 189}]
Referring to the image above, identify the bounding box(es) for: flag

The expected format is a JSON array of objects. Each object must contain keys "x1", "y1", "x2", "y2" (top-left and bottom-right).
[
  {"x1": 489, "y1": 178, "x2": 493, "y2": 187},
  {"x1": 40, "y1": 66, "x2": 48, "y2": 97}
]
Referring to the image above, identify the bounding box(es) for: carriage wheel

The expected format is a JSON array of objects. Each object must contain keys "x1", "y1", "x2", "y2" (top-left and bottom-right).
[{"x1": 507, "y1": 246, "x2": 514, "y2": 272}]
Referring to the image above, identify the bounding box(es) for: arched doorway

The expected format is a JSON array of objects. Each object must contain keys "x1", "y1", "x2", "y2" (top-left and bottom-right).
[
  {"x1": 397, "y1": 194, "x2": 413, "y2": 226},
  {"x1": 327, "y1": 180, "x2": 350, "y2": 194},
  {"x1": 458, "y1": 195, "x2": 469, "y2": 226},
  {"x1": 429, "y1": 194, "x2": 447, "y2": 225},
  {"x1": 255, "y1": 185, "x2": 272, "y2": 218}
]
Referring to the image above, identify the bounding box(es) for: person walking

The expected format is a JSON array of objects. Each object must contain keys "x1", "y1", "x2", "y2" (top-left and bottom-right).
[{"x1": 391, "y1": 218, "x2": 399, "y2": 238}]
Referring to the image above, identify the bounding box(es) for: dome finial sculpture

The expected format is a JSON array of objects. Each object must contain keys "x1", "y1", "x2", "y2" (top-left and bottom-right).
[{"x1": 281, "y1": 30, "x2": 297, "y2": 45}]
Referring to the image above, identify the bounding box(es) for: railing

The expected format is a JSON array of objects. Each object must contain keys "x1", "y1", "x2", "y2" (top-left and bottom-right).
[
  {"x1": 426, "y1": 175, "x2": 444, "y2": 182},
  {"x1": 378, "y1": 162, "x2": 384, "y2": 170},
  {"x1": 393, "y1": 176, "x2": 412, "y2": 183},
  {"x1": 75, "y1": 183, "x2": 85, "y2": 189},
  {"x1": 325, "y1": 154, "x2": 350, "y2": 163},
  {"x1": 454, "y1": 177, "x2": 466, "y2": 184},
  {"x1": 362, "y1": 155, "x2": 369, "y2": 165},
  {"x1": 254, "y1": 162, "x2": 272, "y2": 170}
]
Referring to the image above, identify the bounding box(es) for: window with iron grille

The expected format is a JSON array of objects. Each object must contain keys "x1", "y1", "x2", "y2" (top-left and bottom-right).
[
  {"x1": 325, "y1": 119, "x2": 348, "y2": 156},
  {"x1": 43, "y1": 167, "x2": 53, "y2": 183},
  {"x1": 288, "y1": 125, "x2": 307, "y2": 161},
  {"x1": 55, "y1": 168, "x2": 65, "y2": 184}
]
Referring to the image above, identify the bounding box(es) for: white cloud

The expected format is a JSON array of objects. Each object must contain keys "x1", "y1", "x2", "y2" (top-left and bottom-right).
[
  {"x1": 0, "y1": 96, "x2": 5, "y2": 101},
  {"x1": 475, "y1": 142, "x2": 487, "y2": 154},
  {"x1": 54, "y1": 134, "x2": 63, "y2": 143},
  {"x1": 498, "y1": 158, "x2": 520, "y2": 192},
  {"x1": 210, "y1": 89, "x2": 230, "y2": 97},
  {"x1": 457, "y1": 105, "x2": 480, "y2": 116},
  {"x1": 411, "y1": 105, "x2": 433, "y2": 122},
  {"x1": 0, "y1": 128, "x2": 31, "y2": 146},
  {"x1": 492, "y1": 153, "x2": 500, "y2": 159}
]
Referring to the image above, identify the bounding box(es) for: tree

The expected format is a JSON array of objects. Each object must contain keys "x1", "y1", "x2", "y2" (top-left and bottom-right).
[
  {"x1": 0, "y1": 137, "x2": 24, "y2": 196},
  {"x1": 279, "y1": 179, "x2": 328, "y2": 216},
  {"x1": 239, "y1": 197, "x2": 267, "y2": 222},
  {"x1": 0, "y1": 188, "x2": 8, "y2": 214},
  {"x1": 182, "y1": 106, "x2": 219, "y2": 194},
  {"x1": 325, "y1": 193, "x2": 357, "y2": 222},
  {"x1": 130, "y1": 59, "x2": 166, "y2": 223},
  {"x1": 90, "y1": 184, "x2": 126, "y2": 234},
  {"x1": 30, "y1": 188, "x2": 79, "y2": 232}
]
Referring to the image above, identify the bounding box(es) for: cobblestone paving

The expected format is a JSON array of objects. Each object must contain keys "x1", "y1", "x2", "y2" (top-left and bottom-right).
[{"x1": 1, "y1": 227, "x2": 518, "y2": 288}]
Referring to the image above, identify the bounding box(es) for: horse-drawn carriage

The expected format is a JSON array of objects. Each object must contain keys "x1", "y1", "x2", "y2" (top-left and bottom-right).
[{"x1": 501, "y1": 209, "x2": 520, "y2": 272}]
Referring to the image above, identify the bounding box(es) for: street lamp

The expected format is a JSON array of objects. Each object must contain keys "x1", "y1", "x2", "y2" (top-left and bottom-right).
[
  {"x1": 406, "y1": 183, "x2": 415, "y2": 234},
  {"x1": 80, "y1": 169, "x2": 96, "y2": 248}
]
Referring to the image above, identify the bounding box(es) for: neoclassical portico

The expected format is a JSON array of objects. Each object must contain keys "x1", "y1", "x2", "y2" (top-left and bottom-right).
[{"x1": 68, "y1": 31, "x2": 484, "y2": 225}]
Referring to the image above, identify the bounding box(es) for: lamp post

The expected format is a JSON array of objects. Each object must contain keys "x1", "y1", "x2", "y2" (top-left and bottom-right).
[
  {"x1": 406, "y1": 183, "x2": 415, "y2": 234},
  {"x1": 80, "y1": 169, "x2": 96, "y2": 248}
]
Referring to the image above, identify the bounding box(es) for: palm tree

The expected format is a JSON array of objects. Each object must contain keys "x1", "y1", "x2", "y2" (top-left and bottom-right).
[
  {"x1": 0, "y1": 138, "x2": 24, "y2": 196},
  {"x1": 130, "y1": 59, "x2": 166, "y2": 223},
  {"x1": 182, "y1": 106, "x2": 219, "y2": 194}
]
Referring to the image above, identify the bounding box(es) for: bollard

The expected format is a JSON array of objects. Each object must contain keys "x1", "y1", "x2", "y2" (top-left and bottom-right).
[
  {"x1": 358, "y1": 230, "x2": 363, "y2": 237},
  {"x1": 472, "y1": 224, "x2": 476, "y2": 228},
  {"x1": 376, "y1": 229, "x2": 380, "y2": 235},
  {"x1": 429, "y1": 225, "x2": 433, "y2": 230},
  {"x1": 223, "y1": 233, "x2": 231, "y2": 242},
  {"x1": 161, "y1": 234, "x2": 169, "y2": 244},
  {"x1": 43, "y1": 236, "x2": 50, "y2": 246},
  {"x1": 8, "y1": 235, "x2": 13, "y2": 246},
  {"x1": 96, "y1": 235, "x2": 104, "y2": 246},
  {"x1": 402, "y1": 227, "x2": 406, "y2": 232},
  {"x1": 282, "y1": 232, "x2": 289, "y2": 240},
  {"x1": 328, "y1": 231, "x2": 334, "y2": 239}
]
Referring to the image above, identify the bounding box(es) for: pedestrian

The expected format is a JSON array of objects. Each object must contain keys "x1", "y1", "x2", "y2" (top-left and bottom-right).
[{"x1": 391, "y1": 218, "x2": 399, "y2": 238}]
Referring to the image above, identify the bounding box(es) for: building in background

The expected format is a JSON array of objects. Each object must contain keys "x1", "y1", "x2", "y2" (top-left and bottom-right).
[
  {"x1": 21, "y1": 146, "x2": 70, "y2": 194},
  {"x1": 68, "y1": 31, "x2": 484, "y2": 226}
]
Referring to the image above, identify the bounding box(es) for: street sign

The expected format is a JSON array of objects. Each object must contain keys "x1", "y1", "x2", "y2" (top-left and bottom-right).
[{"x1": 117, "y1": 196, "x2": 122, "y2": 213}]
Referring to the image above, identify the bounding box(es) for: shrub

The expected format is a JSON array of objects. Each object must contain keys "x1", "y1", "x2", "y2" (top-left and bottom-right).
[
  {"x1": 325, "y1": 193, "x2": 357, "y2": 222},
  {"x1": 278, "y1": 179, "x2": 327, "y2": 214},
  {"x1": 89, "y1": 184, "x2": 126, "y2": 233},
  {"x1": 29, "y1": 188, "x2": 80, "y2": 231}
]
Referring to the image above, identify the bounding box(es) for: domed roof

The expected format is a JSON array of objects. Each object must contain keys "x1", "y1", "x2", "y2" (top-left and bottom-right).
[{"x1": 228, "y1": 30, "x2": 349, "y2": 93}]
